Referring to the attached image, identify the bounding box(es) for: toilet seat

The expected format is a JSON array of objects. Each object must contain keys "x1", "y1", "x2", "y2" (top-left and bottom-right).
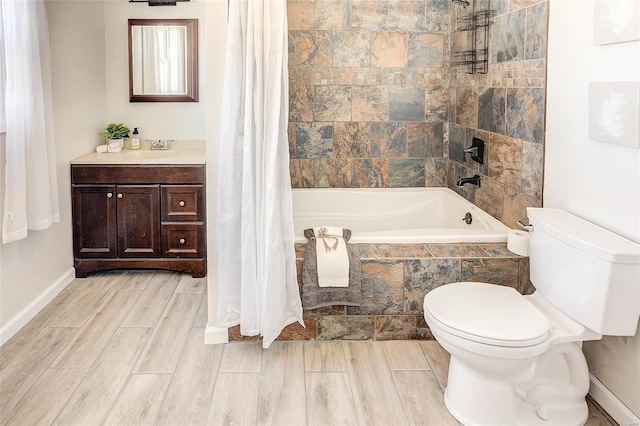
[{"x1": 424, "y1": 282, "x2": 551, "y2": 347}]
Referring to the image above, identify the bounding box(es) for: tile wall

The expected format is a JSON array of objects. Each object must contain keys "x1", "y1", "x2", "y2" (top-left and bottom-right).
[
  {"x1": 287, "y1": 0, "x2": 452, "y2": 188},
  {"x1": 447, "y1": 0, "x2": 548, "y2": 228}
]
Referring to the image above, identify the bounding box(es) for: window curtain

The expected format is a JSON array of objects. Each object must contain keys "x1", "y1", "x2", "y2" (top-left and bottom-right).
[
  {"x1": 1, "y1": 0, "x2": 59, "y2": 244},
  {"x1": 216, "y1": 0, "x2": 303, "y2": 348}
]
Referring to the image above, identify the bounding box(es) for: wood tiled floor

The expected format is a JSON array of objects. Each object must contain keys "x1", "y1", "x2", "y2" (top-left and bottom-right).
[{"x1": 0, "y1": 271, "x2": 617, "y2": 425}]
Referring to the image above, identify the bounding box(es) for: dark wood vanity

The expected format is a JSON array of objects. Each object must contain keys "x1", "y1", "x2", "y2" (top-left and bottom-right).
[{"x1": 71, "y1": 163, "x2": 206, "y2": 278}]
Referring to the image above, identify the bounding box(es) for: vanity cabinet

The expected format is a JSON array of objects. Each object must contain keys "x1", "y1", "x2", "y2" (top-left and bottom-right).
[{"x1": 71, "y1": 165, "x2": 206, "y2": 278}]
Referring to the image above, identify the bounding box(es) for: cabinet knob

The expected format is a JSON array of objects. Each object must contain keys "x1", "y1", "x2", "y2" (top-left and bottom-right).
[
  {"x1": 107, "y1": 192, "x2": 113, "y2": 198},
  {"x1": 179, "y1": 200, "x2": 186, "y2": 207},
  {"x1": 117, "y1": 193, "x2": 123, "y2": 199},
  {"x1": 179, "y1": 238, "x2": 186, "y2": 244}
]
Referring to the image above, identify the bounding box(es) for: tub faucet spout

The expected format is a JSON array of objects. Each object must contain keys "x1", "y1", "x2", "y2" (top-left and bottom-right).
[{"x1": 457, "y1": 175, "x2": 481, "y2": 187}]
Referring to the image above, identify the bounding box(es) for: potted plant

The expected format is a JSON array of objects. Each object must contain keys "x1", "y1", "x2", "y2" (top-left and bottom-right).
[{"x1": 100, "y1": 123, "x2": 130, "y2": 144}]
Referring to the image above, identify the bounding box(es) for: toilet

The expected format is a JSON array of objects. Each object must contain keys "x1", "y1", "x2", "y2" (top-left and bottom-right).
[{"x1": 423, "y1": 207, "x2": 640, "y2": 426}]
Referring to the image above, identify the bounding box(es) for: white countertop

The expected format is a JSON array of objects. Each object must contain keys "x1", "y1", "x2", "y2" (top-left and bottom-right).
[{"x1": 70, "y1": 140, "x2": 206, "y2": 165}]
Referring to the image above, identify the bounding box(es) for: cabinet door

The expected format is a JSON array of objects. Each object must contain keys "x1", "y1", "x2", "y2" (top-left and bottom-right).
[
  {"x1": 73, "y1": 185, "x2": 117, "y2": 258},
  {"x1": 116, "y1": 185, "x2": 161, "y2": 257}
]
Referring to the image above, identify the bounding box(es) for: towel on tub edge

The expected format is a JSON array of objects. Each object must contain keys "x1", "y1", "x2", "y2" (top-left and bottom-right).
[{"x1": 301, "y1": 227, "x2": 361, "y2": 310}]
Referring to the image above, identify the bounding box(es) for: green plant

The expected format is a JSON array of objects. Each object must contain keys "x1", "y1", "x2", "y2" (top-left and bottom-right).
[{"x1": 100, "y1": 123, "x2": 130, "y2": 139}]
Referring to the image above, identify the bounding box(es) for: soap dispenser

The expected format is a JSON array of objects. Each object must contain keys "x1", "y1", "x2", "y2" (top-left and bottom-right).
[{"x1": 131, "y1": 127, "x2": 140, "y2": 150}]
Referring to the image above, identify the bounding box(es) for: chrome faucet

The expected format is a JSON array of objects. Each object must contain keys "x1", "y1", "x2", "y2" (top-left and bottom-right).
[{"x1": 457, "y1": 174, "x2": 481, "y2": 187}]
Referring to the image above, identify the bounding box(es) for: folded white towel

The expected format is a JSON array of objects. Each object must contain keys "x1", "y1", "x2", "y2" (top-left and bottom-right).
[
  {"x1": 96, "y1": 144, "x2": 108, "y2": 153},
  {"x1": 313, "y1": 226, "x2": 350, "y2": 288}
]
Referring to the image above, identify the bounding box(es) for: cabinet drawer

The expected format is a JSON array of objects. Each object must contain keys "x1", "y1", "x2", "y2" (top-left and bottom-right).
[
  {"x1": 162, "y1": 186, "x2": 204, "y2": 221},
  {"x1": 162, "y1": 223, "x2": 204, "y2": 258}
]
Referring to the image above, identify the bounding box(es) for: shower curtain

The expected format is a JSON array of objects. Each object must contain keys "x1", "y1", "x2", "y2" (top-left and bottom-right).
[
  {"x1": 1, "y1": 0, "x2": 59, "y2": 244},
  {"x1": 216, "y1": 0, "x2": 303, "y2": 348}
]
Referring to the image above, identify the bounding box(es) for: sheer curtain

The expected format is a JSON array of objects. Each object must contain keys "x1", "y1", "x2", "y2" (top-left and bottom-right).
[
  {"x1": 216, "y1": 0, "x2": 303, "y2": 348},
  {"x1": 1, "y1": 0, "x2": 59, "y2": 244}
]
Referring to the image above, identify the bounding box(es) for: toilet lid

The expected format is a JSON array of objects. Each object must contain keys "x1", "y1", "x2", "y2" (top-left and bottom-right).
[{"x1": 423, "y1": 282, "x2": 551, "y2": 347}]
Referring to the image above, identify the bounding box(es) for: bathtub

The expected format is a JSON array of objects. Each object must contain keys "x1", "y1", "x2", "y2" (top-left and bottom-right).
[{"x1": 292, "y1": 187, "x2": 510, "y2": 244}]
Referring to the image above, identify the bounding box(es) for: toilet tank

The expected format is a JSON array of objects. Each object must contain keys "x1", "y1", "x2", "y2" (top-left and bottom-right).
[{"x1": 527, "y1": 208, "x2": 640, "y2": 336}]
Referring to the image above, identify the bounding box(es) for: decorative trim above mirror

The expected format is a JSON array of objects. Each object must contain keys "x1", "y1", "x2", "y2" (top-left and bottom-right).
[{"x1": 128, "y1": 19, "x2": 198, "y2": 102}]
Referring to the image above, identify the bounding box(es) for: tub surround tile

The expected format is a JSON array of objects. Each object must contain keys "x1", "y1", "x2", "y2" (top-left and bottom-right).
[
  {"x1": 347, "y1": 261, "x2": 405, "y2": 315},
  {"x1": 314, "y1": 86, "x2": 352, "y2": 122},
  {"x1": 353, "y1": 243, "x2": 377, "y2": 259},
  {"x1": 371, "y1": 32, "x2": 406, "y2": 67},
  {"x1": 296, "y1": 122, "x2": 334, "y2": 158},
  {"x1": 474, "y1": 176, "x2": 505, "y2": 221},
  {"x1": 388, "y1": 1, "x2": 426, "y2": 31},
  {"x1": 480, "y1": 243, "x2": 516, "y2": 258},
  {"x1": 227, "y1": 325, "x2": 262, "y2": 342},
  {"x1": 425, "y1": 86, "x2": 449, "y2": 121},
  {"x1": 289, "y1": 31, "x2": 332, "y2": 68},
  {"x1": 375, "y1": 316, "x2": 433, "y2": 341},
  {"x1": 371, "y1": 122, "x2": 407, "y2": 158},
  {"x1": 461, "y1": 258, "x2": 520, "y2": 287},
  {"x1": 389, "y1": 86, "x2": 426, "y2": 122},
  {"x1": 525, "y1": 2, "x2": 548, "y2": 60},
  {"x1": 352, "y1": 86, "x2": 389, "y2": 122},
  {"x1": 408, "y1": 122, "x2": 444, "y2": 158},
  {"x1": 448, "y1": 124, "x2": 474, "y2": 166},
  {"x1": 518, "y1": 257, "x2": 535, "y2": 295},
  {"x1": 289, "y1": 84, "x2": 314, "y2": 122},
  {"x1": 522, "y1": 140, "x2": 544, "y2": 198},
  {"x1": 305, "y1": 305, "x2": 348, "y2": 317},
  {"x1": 389, "y1": 159, "x2": 425, "y2": 187},
  {"x1": 287, "y1": 1, "x2": 315, "y2": 30},
  {"x1": 407, "y1": 33, "x2": 445, "y2": 67},
  {"x1": 317, "y1": 316, "x2": 375, "y2": 340},
  {"x1": 478, "y1": 87, "x2": 507, "y2": 135},
  {"x1": 333, "y1": 121, "x2": 371, "y2": 158},
  {"x1": 425, "y1": 0, "x2": 451, "y2": 32},
  {"x1": 427, "y1": 244, "x2": 490, "y2": 258},
  {"x1": 489, "y1": 133, "x2": 523, "y2": 191},
  {"x1": 290, "y1": 159, "x2": 316, "y2": 188},
  {"x1": 333, "y1": 31, "x2": 371, "y2": 68},
  {"x1": 425, "y1": 157, "x2": 448, "y2": 187},
  {"x1": 372, "y1": 244, "x2": 432, "y2": 259},
  {"x1": 315, "y1": 158, "x2": 352, "y2": 188},
  {"x1": 315, "y1": 0, "x2": 348, "y2": 30},
  {"x1": 491, "y1": 9, "x2": 526, "y2": 63},
  {"x1": 404, "y1": 259, "x2": 461, "y2": 314},
  {"x1": 354, "y1": 159, "x2": 389, "y2": 187},
  {"x1": 454, "y1": 87, "x2": 478, "y2": 128},
  {"x1": 349, "y1": 0, "x2": 388, "y2": 31},
  {"x1": 277, "y1": 317, "x2": 317, "y2": 341},
  {"x1": 507, "y1": 87, "x2": 545, "y2": 143}
]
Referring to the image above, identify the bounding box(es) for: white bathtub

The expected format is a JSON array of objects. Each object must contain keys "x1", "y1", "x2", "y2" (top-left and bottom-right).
[{"x1": 292, "y1": 187, "x2": 510, "y2": 244}]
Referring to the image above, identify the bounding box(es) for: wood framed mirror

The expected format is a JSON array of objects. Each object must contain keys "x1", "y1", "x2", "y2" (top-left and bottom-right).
[{"x1": 128, "y1": 18, "x2": 198, "y2": 102}]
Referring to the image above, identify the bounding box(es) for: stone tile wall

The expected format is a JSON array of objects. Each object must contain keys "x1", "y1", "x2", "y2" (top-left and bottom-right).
[
  {"x1": 447, "y1": 0, "x2": 548, "y2": 228},
  {"x1": 229, "y1": 242, "x2": 532, "y2": 341},
  {"x1": 287, "y1": 0, "x2": 452, "y2": 189}
]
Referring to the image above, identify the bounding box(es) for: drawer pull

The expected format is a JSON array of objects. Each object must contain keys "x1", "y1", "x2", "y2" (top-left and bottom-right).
[
  {"x1": 179, "y1": 238, "x2": 186, "y2": 244},
  {"x1": 117, "y1": 193, "x2": 123, "y2": 199},
  {"x1": 179, "y1": 200, "x2": 186, "y2": 207},
  {"x1": 107, "y1": 192, "x2": 113, "y2": 198}
]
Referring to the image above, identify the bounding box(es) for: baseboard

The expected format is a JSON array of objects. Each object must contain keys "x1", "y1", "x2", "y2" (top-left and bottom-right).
[
  {"x1": 204, "y1": 326, "x2": 228, "y2": 345},
  {"x1": 0, "y1": 267, "x2": 75, "y2": 346},
  {"x1": 589, "y1": 373, "x2": 640, "y2": 426}
]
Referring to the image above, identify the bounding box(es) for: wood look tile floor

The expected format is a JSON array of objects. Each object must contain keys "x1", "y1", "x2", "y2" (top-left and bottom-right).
[{"x1": 0, "y1": 271, "x2": 617, "y2": 426}]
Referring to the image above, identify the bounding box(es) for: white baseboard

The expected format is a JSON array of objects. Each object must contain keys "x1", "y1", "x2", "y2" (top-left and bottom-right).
[
  {"x1": 0, "y1": 267, "x2": 75, "y2": 346},
  {"x1": 589, "y1": 373, "x2": 640, "y2": 426},
  {"x1": 204, "y1": 326, "x2": 228, "y2": 345}
]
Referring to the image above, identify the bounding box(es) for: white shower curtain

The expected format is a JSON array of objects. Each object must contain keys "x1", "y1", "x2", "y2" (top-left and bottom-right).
[
  {"x1": 1, "y1": 0, "x2": 59, "y2": 244},
  {"x1": 216, "y1": 0, "x2": 303, "y2": 348}
]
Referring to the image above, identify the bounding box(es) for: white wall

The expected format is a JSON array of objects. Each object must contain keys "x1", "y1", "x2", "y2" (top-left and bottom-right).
[
  {"x1": 546, "y1": 0, "x2": 640, "y2": 419},
  {"x1": 0, "y1": 0, "x2": 107, "y2": 342},
  {"x1": 104, "y1": 0, "x2": 206, "y2": 141}
]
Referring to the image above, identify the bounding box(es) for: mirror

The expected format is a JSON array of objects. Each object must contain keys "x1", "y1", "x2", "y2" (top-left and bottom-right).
[{"x1": 128, "y1": 18, "x2": 198, "y2": 102}]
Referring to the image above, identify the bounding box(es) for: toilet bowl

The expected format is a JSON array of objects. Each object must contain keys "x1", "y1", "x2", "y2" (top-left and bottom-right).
[
  {"x1": 424, "y1": 282, "x2": 595, "y2": 425},
  {"x1": 422, "y1": 208, "x2": 640, "y2": 426}
]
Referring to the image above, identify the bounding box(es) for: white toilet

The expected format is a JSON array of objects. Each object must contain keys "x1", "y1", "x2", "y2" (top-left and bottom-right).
[{"x1": 423, "y1": 207, "x2": 640, "y2": 426}]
